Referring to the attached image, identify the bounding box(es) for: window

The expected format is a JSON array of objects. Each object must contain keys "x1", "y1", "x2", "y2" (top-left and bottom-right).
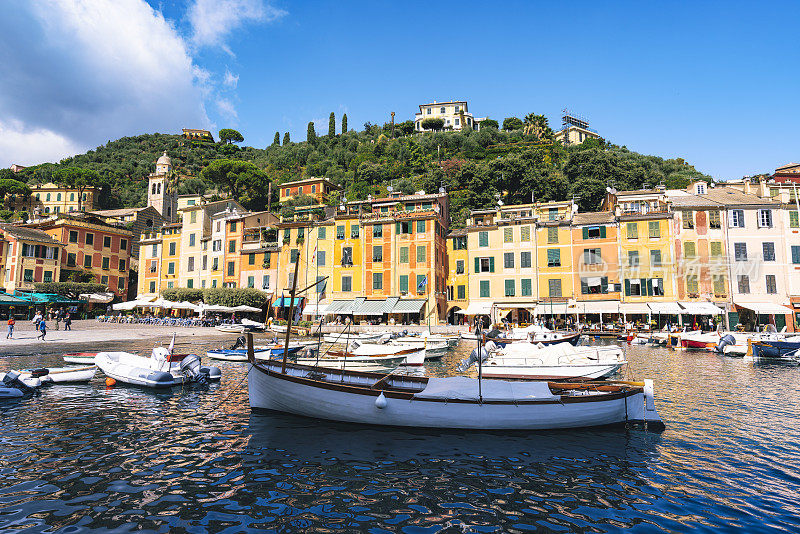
[
  {"x1": 730, "y1": 210, "x2": 744, "y2": 228},
  {"x1": 628, "y1": 250, "x2": 640, "y2": 267},
  {"x1": 169, "y1": 242, "x2": 176, "y2": 256},
  {"x1": 263, "y1": 275, "x2": 271, "y2": 290},
  {"x1": 763, "y1": 242, "x2": 775, "y2": 262},
  {"x1": 290, "y1": 249, "x2": 299, "y2": 263},
  {"x1": 167, "y1": 281, "x2": 174, "y2": 289},
  {"x1": 86, "y1": 233, "x2": 94, "y2": 245},
  {"x1": 648, "y1": 221, "x2": 660, "y2": 238},
  {"x1": 504, "y1": 227, "x2": 513, "y2": 242},
  {"x1": 149, "y1": 281, "x2": 156, "y2": 293},
  {"x1": 456, "y1": 260, "x2": 465, "y2": 274},
  {"x1": 583, "y1": 248, "x2": 601, "y2": 265},
  {"x1": 709, "y1": 211, "x2": 721, "y2": 229},
  {"x1": 548, "y1": 278, "x2": 561, "y2": 297},
  {"x1": 341, "y1": 247, "x2": 353, "y2": 266},
  {"x1": 417, "y1": 275, "x2": 427, "y2": 294},
  {"x1": 151, "y1": 244, "x2": 158, "y2": 257},
  {"x1": 417, "y1": 245, "x2": 427, "y2": 263},
  {"x1": 228, "y1": 240, "x2": 236, "y2": 253},
  {"x1": 792, "y1": 246, "x2": 800, "y2": 265},
  {"x1": 315, "y1": 276, "x2": 325, "y2": 297},
  {"x1": 285, "y1": 188, "x2": 290, "y2": 196},
  {"x1": 189, "y1": 233, "x2": 196, "y2": 247},
  {"x1": 103, "y1": 236, "x2": 111, "y2": 248},
  {"x1": 102, "y1": 257, "x2": 109, "y2": 270},
  {"x1": 69, "y1": 231, "x2": 78, "y2": 243},
  {"x1": 503, "y1": 252, "x2": 514, "y2": 269},
  {"x1": 686, "y1": 275, "x2": 698, "y2": 295},
  {"x1": 350, "y1": 224, "x2": 359, "y2": 238},
  {"x1": 684, "y1": 242, "x2": 696, "y2": 258},
  {"x1": 548, "y1": 227, "x2": 558, "y2": 244},
  {"x1": 737, "y1": 275, "x2": 750, "y2": 294},
  {"x1": 790, "y1": 211, "x2": 799, "y2": 228},
  {"x1": 248, "y1": 253, "x2": 256, "y2": 265},
  {"x1": 479, "y1": 280, "x2": 490, "y2": 298},
  {"x1": 626, "y1": 222, "x2": 638, "y2": 239},
  {"x1": 712, "y1": 275, "x2": 726, "y2": 295},
  {"x1": 548, "y1": 208, "x2": 559, "y2": 221},
  {"x1": 373, "y1": 272, "x2": 383, "y2": 290},
  {"x1": 373, "y1": 224, "x2": 383, "y2": 238},
  {"x1": 43, "y1": 270, "x2": 52, "y2": 283},
  {"x1": 101, "y1": 275, "x2": 108, "y2": 285},
  {"x1": 478, "y1": 231, "x2": 489, "y2": 247},
  {"x1": 710, "y1": 242, "x2": 723, "y2": 257},
  {"x1": 227, "y1": 261, "x2": 235, "y2": 276},
  {"x1": 119, "y1": 259, "x2": 126, "y2": 272},
  {"x1": 504, "y1": 279, "x2": 515, "y2": 297},
  {"x1": 283, "y1": 228, "x2": 291, "y2": 242},
  {"x1": 650, "y1": 250, "x2": 662, "y2": 266},
  {"x1": 83, "y1": 254, "x2": 93, "y2": 268},
  {"x1": 187, "y1": 279, "x2": 193, "y2": 289},
  {"x1": 457, "y1": 285, "x2": 466, "y2": 300},
  {"x1": 628, "y1": 278, "x2": 642, "y2": 296},
  {"x1": 734, "y1": 243, "x2": 747, "y2": 261},
  {"x1": 417, "y1": 220, "x2": 426, "y2": 233},
  {"x1": 476, "y1": 257, "x2": 494, "y2": 273},
  {"x1": 398, "y1": 221, "x2": 412, "y2": 234},
  {"x1": 212, "y1": 240, "x2": 221, "y2": 252},
  {"x1": 318, "y1": 227, "x2": 326, "y2": 239},
  {"x1": 202, "y1": 256, "x2": 207, "y2": 270},
  {"x1": 247, "y1": 276, "x2": 255, "y2": 288},
  {"x1": 167, "y1": 262, "x2": 175, "y2": 275},
  {"x1": 230, "y1": 221, "x2": 237, "y2": 232},
  {"x1": 683, "y1": 211, "x2": 694, "y2": 229},
  {"x1": 581, "y1": 276, "x2": 608, "y2": 294},
  {"x1": 56, "y1": 193, "x2": 61, "y2": 201},
  {"x1": 190, "y1": 211, "x2": 197, "y2": 224},
  {"x1": 758, "y1": 209, "x2": 773, "y2": 228},
  {"x1": 453, "y1": 236, "x2": 467, "y2": 250},
  {"x1": 317, "y1": 250, "x2": 326, "y2": 266},
  {"x1": 651, "y1": 278, "x2": 664, "y2": 296},
  {"x1": 520, "y1": 226, "x2": 531, "y2": 241},
  {"x1": 520, "y1": 251, "x2": 532, "y2": 268},
  {"x1": 211, "y1": 257, "x2": 218, "y2": 271},
  {"x1": 426, "y1": 108, "x2": 431, "y2": 115},
  {"x1": 583, "y1": 226, "x2": 605, "y2": 239},
  {"x1": 337, "y1": 225, "x2": 345, "y2": 239},
  {"x1": 766, "y1": 274, "x2": 777, "y2": 294},
  {"x1": 399, "y1": 247, "x2": 409, "y2": 263},
  {"x1": 23, "y1": 269, "x2": 34, "y2": 283},
  {"x1": 373, "y1": 245, "x2": 383, "y2": 262},
  {"x1": 211, "y1": 280, "x2": 217, "y2": 288},
  {"x1": 440, "y1": 106, "x2": 445, "y2": 113},
  {"x1": 399, "y1": 275, "x2": 408, "y2": 293},
  {"x1": 547, "y1": 249, "x2": 561, "y2": 267}
]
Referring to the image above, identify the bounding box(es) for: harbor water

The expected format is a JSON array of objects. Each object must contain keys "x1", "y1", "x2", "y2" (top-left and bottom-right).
[{"x1": 1, "y1": 338, "x2": 799, "y2": 532}]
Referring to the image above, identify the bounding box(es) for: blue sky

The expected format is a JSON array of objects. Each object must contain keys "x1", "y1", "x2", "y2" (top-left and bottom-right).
[{"x1": 1, "y1": 1, "x2": 798, "y2": 179}]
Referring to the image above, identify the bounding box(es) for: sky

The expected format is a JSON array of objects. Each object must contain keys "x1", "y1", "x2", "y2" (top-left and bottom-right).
[{"x1": 1, "y1": 0, "x2": 798, "y2": 180}]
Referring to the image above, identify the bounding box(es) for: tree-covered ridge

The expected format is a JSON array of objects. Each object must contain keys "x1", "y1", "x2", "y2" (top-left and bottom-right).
[{"x1": 7, "y1": 119, "x2": 711, "y2": 224}]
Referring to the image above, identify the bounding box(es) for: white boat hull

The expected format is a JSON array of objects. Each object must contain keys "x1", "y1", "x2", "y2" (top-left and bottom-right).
[
  {"x1": 20, "y1": 366, "x2": 96, "y2": 384},
  {"x1": 481, "y1": 362, "x2": 625, "y2": 380},
  {"x1": 248, "y1": 361, "x2": 661, "y2": 430},
  {"x1": 96, "y1": 351, "x2": 221, "y2": 388}
]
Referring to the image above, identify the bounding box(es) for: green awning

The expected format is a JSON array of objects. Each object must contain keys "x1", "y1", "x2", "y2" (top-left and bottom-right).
[{"x1": 0, "y1": 293, "x2": 30, "y2": 306}]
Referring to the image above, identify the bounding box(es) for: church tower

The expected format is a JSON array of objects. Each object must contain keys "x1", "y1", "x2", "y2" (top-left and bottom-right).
[{"x1": 147, "y1": 151, "x2": 177, "y2": 222}]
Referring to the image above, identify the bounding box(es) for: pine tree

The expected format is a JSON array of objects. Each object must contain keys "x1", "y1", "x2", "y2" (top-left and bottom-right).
[
  {"x1": 283, "y1": 132, "x2": 290, "y2": 144},
  {"x1": 307, "y1": 121, "x2": 316, "y2": 144},
  {"x1": 342, "y1": 113, "x2": 348, "y2": 133},
  {"x1": 273, "y1": 132, "x2": 280, "y2": 146},
  {"x1": 328, "y1": 112, "x2": 335, "y2": 137}
]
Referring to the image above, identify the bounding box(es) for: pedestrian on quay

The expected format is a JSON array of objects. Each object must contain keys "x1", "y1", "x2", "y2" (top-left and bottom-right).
[
  {"x1": 64, "y1": 312, "x2": 72, "y2": 331},
  {"x1": 32, "y1": 310, "x2": 42, "y2": 330},
  {"x1": 6, "y1": 316, "x2": 14, "y2": 339},
  {"x1": 55, "y1": 311, "x2": 61, "y2": 330},
  {"x1": 37, "y1": 319, "x2": 47, "y2": 340}
]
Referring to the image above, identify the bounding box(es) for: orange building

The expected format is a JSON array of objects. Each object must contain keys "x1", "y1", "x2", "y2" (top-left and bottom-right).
[
  {"x1": 571, "y1": 212, "x2": 622, "y2": 316},
  {"x1": 0, "y1": 224, "x2": 64, "y2": 293},
  {"x1": 279, "y1": 177, "x2": 341, "y2": 204}
]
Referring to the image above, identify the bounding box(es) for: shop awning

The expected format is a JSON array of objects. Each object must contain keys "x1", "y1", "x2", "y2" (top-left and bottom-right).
[
  {"x1": 534, "y1": 302, "x2": 568, "y2": 315},
  {"x1": 354, "y1": 299, "x2": 391, "y2": 316},
  {"x1": 575, "y1": 301, "x2": 620, "y2": 314},
  {"x1": 274, "y1": 297, "x2": 304, "y2": 308},
  {"x1": 79, "y1": 292, "x2": 115, "y2": 304},
  {"x1": 303, "y1": 302, "x2": 330, "y2": 316},
  {"x1": 735, "y1": 302, "x2": 794, "y2": 315},
  {"x1": 0, "y1": 293, "x2": 29, "y2": 305},
  {"x1": 391, "y1": 299, "x2": 426, "y2": 314},
  {"x1": 620, "y1": 303, "x2": 651, "y2": 314},
  {"x1": 324, "y1": 300, "x2": 352, "y2": 315},
  {"x1": 460, "y1": 301, "x2": 494, "y2": 315},
  {"x1": 679, "y1": 302, "x2": 724, "y2": 315},
  {"x1": 648, "y1": 302, "x2": 683, "y2": 314}
]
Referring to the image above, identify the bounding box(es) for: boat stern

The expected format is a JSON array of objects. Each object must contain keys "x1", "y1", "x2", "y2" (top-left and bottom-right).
[{"x1": 625, "y1": 379, "x2": 665, "y2": 432}]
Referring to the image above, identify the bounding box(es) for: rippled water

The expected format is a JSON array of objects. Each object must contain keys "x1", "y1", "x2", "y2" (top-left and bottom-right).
[{"x1": 1, "y1": 338, "x2": 800, "y2": 533}]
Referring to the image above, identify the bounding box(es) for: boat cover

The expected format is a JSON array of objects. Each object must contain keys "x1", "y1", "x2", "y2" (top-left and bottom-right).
[{"x1": 413, "y1": 376, "x2": 560, "y2": 401}]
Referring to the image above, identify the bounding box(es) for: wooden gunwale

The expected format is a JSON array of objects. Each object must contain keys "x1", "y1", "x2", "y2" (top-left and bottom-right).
[{"x1": 327, "y1": 347, "x2": 420, "y2": 358}]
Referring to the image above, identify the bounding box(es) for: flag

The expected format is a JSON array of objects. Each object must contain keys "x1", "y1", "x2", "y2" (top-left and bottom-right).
[
  {"x1": 417, "y1": 275, "x2": 428, "y2": 292},
  {"x1": 311, "y1": 242, "x2": 317, "y2": 264}
]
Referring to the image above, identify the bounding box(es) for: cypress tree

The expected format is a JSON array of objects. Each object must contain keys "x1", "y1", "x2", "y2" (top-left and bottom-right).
[
  {"x1": 328, "y1": 112, "x2": 335, "y2": 137},
  {"x1": 307, "y1": 121, "x2": 316, "y2": 144},
  {"x1": 283, "y1": 132, "x2": 290, "y2": 144},
  {"x1": 273, "y1": 132, "x2": 280, "y2": 146},
  {"x1": 342, "y1": 113, "x2": 348, "y2": 133}
]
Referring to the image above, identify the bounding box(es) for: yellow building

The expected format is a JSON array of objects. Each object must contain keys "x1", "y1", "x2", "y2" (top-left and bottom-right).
[
  {"x1": 534, "y1": 201, "x2": 576, "y2": 319},
  {"x1": 239, "y1": 211, "x2": 280, "y2": 294},
  {"x1": 5, "y1": 182, "x2": 97, "y2": 216},
  {"x1": 445, "y1": 229, "x2": 469, "y2": 323}
]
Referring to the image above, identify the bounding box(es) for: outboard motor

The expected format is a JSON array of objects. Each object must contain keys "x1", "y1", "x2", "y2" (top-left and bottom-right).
[
  {"x1": 179, "y1": 354, "x2": 207, "y2": 385},
  {"x1": 379, "y1": 333, "x2": 392, "y2": 344},
  {"x1": 2, "y1": 370, "x2": 36, "y2": 397},
  {"x1": 457, "y1": 345, "x2": 491, "y2": 373},
  {"x1": 349, "y1": 340, "x2": 362, "y2": 352},
  {"x1": 231, "y1": 335, "x2": 247, "y2": 350},
  {"x1": 715, "y1": 334, "x2": 736, "y2": 353}
]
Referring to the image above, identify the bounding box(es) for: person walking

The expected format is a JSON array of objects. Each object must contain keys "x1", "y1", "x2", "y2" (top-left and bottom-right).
[
  {"x1": 37, "y1": 319, "x2": 47, "y2": 340},
  {"x1": 64, "y1": 312, "x2": 72, "y2": 331},
  {"x1": 6, "y1": 316, "x2": 14, "y2": 339},
  {"x1": 32, "y1": 311, "x2": 42, "y2": 330}
]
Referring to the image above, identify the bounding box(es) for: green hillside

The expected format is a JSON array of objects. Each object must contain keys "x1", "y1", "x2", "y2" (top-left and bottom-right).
[{"x1": 11, "y1": 116, "x2": 711, "y2": 226}]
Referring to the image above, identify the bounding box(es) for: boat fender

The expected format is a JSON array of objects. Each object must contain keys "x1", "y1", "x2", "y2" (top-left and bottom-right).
[
  {"x1": 484, "y1": 340, "x2": 498, "y2": 353},
  {"x1": 644, "y1": 379, "x2": 655, "y2": 411},
  {"x1": 375, "y1": 392, "x2": 387, "y2": 409},
  {"x1": 105, "y1": 377, "x2": 116, "y2": 387}
]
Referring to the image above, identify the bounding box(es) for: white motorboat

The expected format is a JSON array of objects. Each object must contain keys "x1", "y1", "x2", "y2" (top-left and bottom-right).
[
  {"x1": 346, "y1": 342, "x2": 426, "y2": 366},
  {"x1": 322, "y1": 332, "x2": 385, "y2": 344},
  {"x1": 476, "y1": 342, "x2": 627, "y2": 380},
  {"x1": 18, "y1": 366, "x2": 96, "y2": 384},
  {"x1": 464, "y1": 326, "x2": 580, "y2": 346},
  {"x1": 216, "y1": 324, "x2": 245, "y2": 334},
  {"x1": 63, "y1": 352, "x2": 101, "y2": 364},
  {"x1": 392, "y1": 333, "x2": 459, "y2": 349},
  {"x1": 0, "y1": 372, "x2": 42, "y2": 389},
  {"x1": 95, "y1": 347, "x2": 222, "y2": 388},
  {"x1": 247, "y1": 358, "x2": 664, "y2": 431}
]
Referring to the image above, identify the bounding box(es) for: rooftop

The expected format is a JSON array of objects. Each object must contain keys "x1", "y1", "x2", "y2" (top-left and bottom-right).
[
  {"x1": 0, "y1": 224, "x2": 64, "y2": 245},
  {"x1": 572, "y1": 212, "x2": 615, "y2": 225},
  {"x1": 281, "y1": 177, "x2": 342, "y2": 189}
]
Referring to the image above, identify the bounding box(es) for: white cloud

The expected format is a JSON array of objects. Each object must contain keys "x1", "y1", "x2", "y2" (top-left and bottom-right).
[
  {"x1": 0, "y1": 0, "x2": 210, "y2": 166},
  {"x1": 188, "y1": 0, "x2": 286, "y2": 51},
  {"x1": 0, "y1": 120, "x2": 84, "y2": 168},
  {"x1": 216, "y1": 98, "x2": 238, "y2": 122},
  {"x1": 223, "y1": 69, "x2": 240, "y2": 89}
]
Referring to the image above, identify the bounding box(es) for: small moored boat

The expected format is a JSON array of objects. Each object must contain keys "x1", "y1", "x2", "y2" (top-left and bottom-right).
[
  {"x1": 19, "y1": 366, "x2": 96, "y2": 384},
  {"x1": 96, "y1": 347, "x2": 221, "y2": 388},
  {"x1": 63, "y1": 352, "x2": 99, "y2": 364}
]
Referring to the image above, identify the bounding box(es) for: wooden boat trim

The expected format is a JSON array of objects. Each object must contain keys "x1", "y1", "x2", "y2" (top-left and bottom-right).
[
  {"x1": 327, "y1": 347, "x2": 420, "y2": 358},
  {"x1": 251, "y1": 361, "x2": 641, "y2": 405}
]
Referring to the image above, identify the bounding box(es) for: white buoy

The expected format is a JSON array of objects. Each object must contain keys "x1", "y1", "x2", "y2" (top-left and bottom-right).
[{"x1": 375, "y1": 392, "x2": 387, "y2": 409}]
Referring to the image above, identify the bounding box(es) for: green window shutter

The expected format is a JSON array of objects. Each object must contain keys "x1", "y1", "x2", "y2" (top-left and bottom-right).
[
  {"x1": 583, "y1": 249, "x2": 590, "y2": 265},
  {"x1": 601, "y1": 276, "x2": 608, "y2": 293},
  {"x1": 475, "y1": 257, "x2": 480, "y2": 273},
  {"x1": 582, "y1": 227, "x2": 588, "y2": 239},
  {"x1": 790, "y1": 211, "x2": 799, "y2": 228},
  {"x1": 399, "y1": 275, "x2": 408, "y2": 293},
  {"x1": 580, "y1": 278, "x2": 588, "y2": 294},
  {"x1": 489, "y1": 256, "x2": 495, "y2": 272},
  {"x1": 792, "y1": 246, "x2": 800, "y2": 264},
  {"x1": 640, "y1": 278, "x2": 647, "y2": 295},
  {"x1": 646, "y1": 278, "x2": 654, "y2": 296},
  {"x1": 417, "y1": 220, "x2": 425, "y2": 233},
  {"x1": 600, "y1": 226, "x2": 607, "y2": 238},
  {"x1": 625, "y1": 279, "x2": 631, "y2": 296}
]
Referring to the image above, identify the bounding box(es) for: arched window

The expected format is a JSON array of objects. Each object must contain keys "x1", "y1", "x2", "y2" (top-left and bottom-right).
[
  {"x1": 152, "y1": 183, "x2": 156, "y2": 195},
  {"x1": 36, "y1": 194, "x2": 40, "y2": 200},
  {"x1": 57, "y1": 193, "x2": 61, "y2": 201},
  {"x1": 157, "y1": 183, "x2": 161, "y2": 194},
  {"x1": 46, "y1": 193, "x2": 51, "y2": 201},
  {"x1": 82, "y1": 193, "x2": 86, "y2": 201},
  {"x1": 70, "y1": 193, "x2": 74, "y2": 201},
  {"x1": 45, "y1": 207, "x2": 50, "y2": 213}
]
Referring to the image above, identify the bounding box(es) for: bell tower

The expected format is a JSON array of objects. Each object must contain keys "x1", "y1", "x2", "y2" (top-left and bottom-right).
[{"x1": 148, "y1": 151, "x2": 177, "y2": 221}]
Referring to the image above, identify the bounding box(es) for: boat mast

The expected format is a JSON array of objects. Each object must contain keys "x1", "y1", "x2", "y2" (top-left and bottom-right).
[
  {"x1": 475, "y1": 315, "x2": 483, "y2": 402},
  {"x1": 281, "y1": 257, "x2": 302, "y2": 373}
]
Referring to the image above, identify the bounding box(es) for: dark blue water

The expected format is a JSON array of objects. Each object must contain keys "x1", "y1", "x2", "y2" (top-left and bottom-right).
[{"x1": 1, "y1": 340, "x2": 799, "y2": 533}]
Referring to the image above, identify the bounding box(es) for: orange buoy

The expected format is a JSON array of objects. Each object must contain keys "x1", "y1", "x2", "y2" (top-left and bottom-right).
[{"x1": 105, "y1": 377, "x2": 116, "y2": 387}]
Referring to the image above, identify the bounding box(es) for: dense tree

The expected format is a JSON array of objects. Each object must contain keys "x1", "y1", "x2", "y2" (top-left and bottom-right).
[
  {"x1": 199, "y1": 159, "x2": 271, "y2": 211},
  {"x1": 273, "y1": 132, "x2": 280, "y2": 146},
  {"x1": 34, "y1": 281, "x2": 107, "y2": 298},
  {"x1": 328, "y1": 112, "x2": 335, "y2": 138},
  {"x1": 421, "y1": 118, "x2": 445, "y2": 131},
  {"x1": 307, "y1": 122, "x2": 317, "y2": 144},
  {"x1": 523, "y1": 113, "x2": 553, "y2": 141},
  {"x1": 481, "y1": 118, "x2": 499, "y2": 129},
  {"x1": 219, "y1": 128, "x2": 244, "y2": 144},
  {"x1": 53, "y1": 167, "x2": 98, "y2": 211},
  {"x1": 502, "y1": 117, "x2": 523, "y2": 131},
  {"x1": 283, "y1": 132, "x2": 291, "y2": 145},
  {"x1": 342, "y1": 113, "x2": 348, "y2": 133},
  {"x1": 0, "y1": 177, "x2": 31, "y2": 199}
]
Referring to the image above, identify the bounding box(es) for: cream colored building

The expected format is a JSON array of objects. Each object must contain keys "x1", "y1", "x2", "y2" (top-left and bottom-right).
[
  {"x1": 414, "y1": 100, "x2": 484, "y2": 132},
  {"x1": 553, "y1": 125, "x2": 601, "y2": 146}
]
